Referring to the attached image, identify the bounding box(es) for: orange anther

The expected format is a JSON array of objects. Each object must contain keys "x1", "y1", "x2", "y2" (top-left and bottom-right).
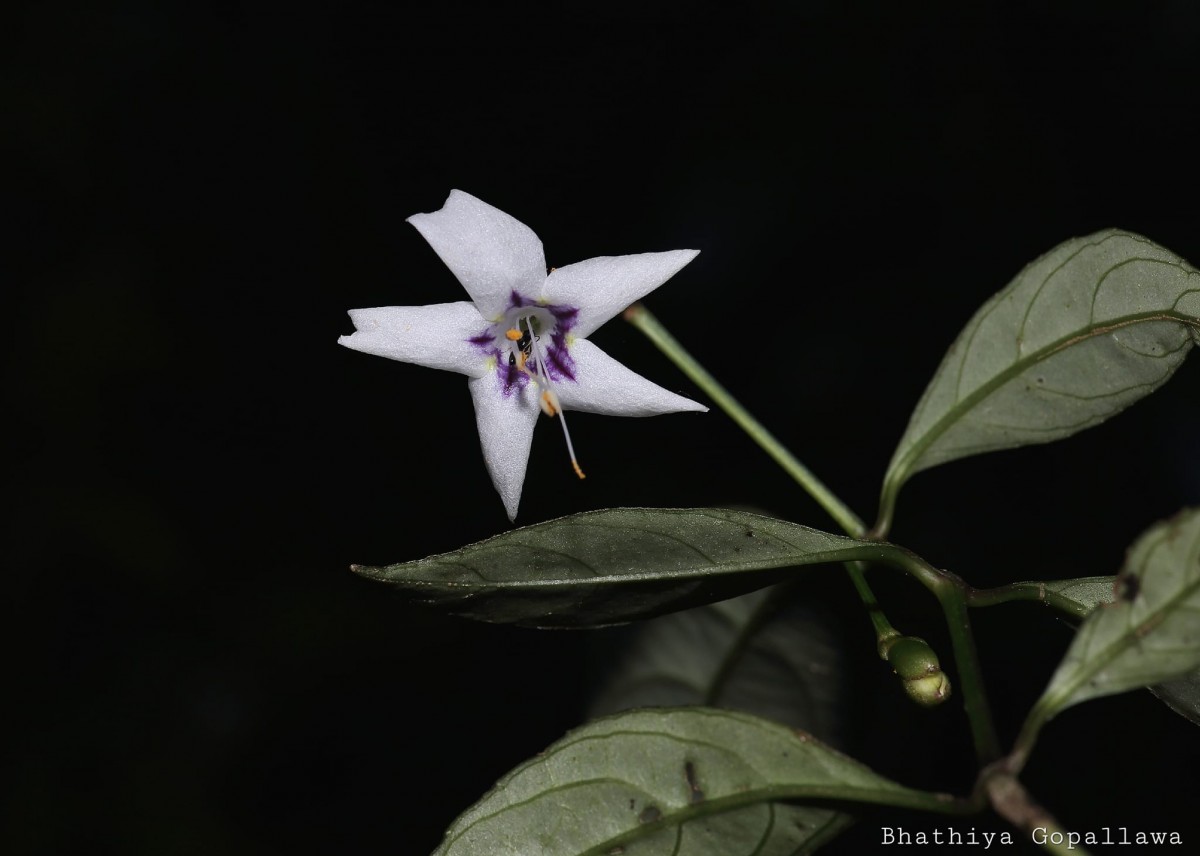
[{"x1": 505, "y1": 328, "x2": 523, "y2": 341}]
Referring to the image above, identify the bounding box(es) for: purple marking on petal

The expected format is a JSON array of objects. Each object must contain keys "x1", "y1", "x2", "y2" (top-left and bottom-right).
[
  {"x1": 504, "y1": 291, "x2": 580, "y2": 335},
  {"x1": 507, "y1": 290, "x2": 536, "y2": 309},
  {"x1": 495, "y1": 293, "x2": 581, "y2": 385},
  {"x1": 495, "y1": 355, "x2": 531, "y2": 397},
  {"x1": 545, "y1": 334, "x2": 577, "y2": 383},
  {"x1": 548, "y1": 303, "x2": 579, "y2": 334},
  {"x1": 467, "y1": 330, "x2": 493, "y2": 350}
]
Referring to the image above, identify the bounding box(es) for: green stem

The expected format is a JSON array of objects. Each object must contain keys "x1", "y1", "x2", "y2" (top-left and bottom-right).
[
  {"x1": 967, "y1": 582, "x2": 1091, "y2": 621},
  {"x1": 869, "y1": 548, "x2": 1002, "y2": 763},
  {"x1": 623, "y1": 304, "x2": 901, "y2": 641},
  {"x1": 624, "y1": 303, "x2": 901, "y2": 648},
  {"x1": 624, "y1": 303, "x2": 897, "y2": 643},
  {"x1": 846, "y1": 560, "x2": 898, "y2": 643},
  {"x1": 624, "y1": 303, "x2": 865, "y2": 538},
  {"x1": 967, "y1": 581, "x2": 1102, "y2": 770},
  {"x1": 937, "y1": 585, "x2": 1002, "y2": 763},
  {"x1": 1006, "y1": 697, "x2": 1055, "y2": 777},
  {"x1": 873, "y1": 473, "x2": 902, "y2": 539},
  {"x1": 625, "y1": 304, "x2": 1003, "y2": 744}
]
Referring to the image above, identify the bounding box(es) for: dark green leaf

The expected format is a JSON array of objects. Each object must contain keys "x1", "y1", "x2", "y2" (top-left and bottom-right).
[
  {"x1": 1150, "y1": 674, "x2": 1200, "y2": 727},
  {"x1": 353, "y1": 508, "x2": 888, "y2": 628},
  {"x1": 431, "y1": 708, "x2": 964, "y2": 856},
  {"x1": 882, "y1": 231, "x2": 1200, "y2": 521},
  {"x1": 589, "y1": 586, "x2": 854, "y2": 853},
  {"x1": 590, "y1": 584, "x2": 846, "y2": 740},
  {"x1": 603, "y1": 804, "x2": 854, "y2": 856},
  {"x1": 1036, "y1": 508, "x2": 1200, "y2": 718}
]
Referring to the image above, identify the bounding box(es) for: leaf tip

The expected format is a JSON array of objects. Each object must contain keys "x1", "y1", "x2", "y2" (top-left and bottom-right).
[{"x1": 349, "y1": 563, "x2": 384, "y2": 580}]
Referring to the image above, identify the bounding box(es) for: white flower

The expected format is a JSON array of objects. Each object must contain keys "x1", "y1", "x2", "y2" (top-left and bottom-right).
[{"x1": 339, "y1": 190, "x2": 707, "y2": 520}]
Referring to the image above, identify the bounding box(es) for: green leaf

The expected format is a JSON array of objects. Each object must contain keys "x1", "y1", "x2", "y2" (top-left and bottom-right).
[
  {"x1": 991, "y1": 575, "x2": 1117, "y2": 621},
  {"x1": 1150, "y1": 673, "x2": 1200, "y2": 727},
  {"x1": 352, "y1": 508, "x2": 888, "y2": 628},
  {"x1": 1035, "y1": 508, "x2": 1200, "y2": 720},
  {"x1": 590, "y1": 584, "x2": 846, "y2": 739},
  {"x1": 431, "y1": 708, "x2": 964, "y2": 856},
  {"x1": 882, "y1": 230, "x2": 1200, "y2": 523},
  {"x1": 602, "y1": 804, "x2": 854, "y2": 856},
  {"x1": 1029, "y1": 573, "x2": 1200, "y2": 727},
  {"x1": 589, "y1": 587, "x2": 855, "y2": 853},
  {"x1": 1041, "y1": 576, "x2": 1119, "y2": 614}
]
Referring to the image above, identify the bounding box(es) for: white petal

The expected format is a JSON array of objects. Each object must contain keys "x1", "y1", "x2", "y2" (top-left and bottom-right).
[
  {"x1": 407, "y1": 190, "x2": 547, "y2": 321},
  {"x1": 554, "y1": 338, "x2": 708, "y2": 417},
  {"x1": 469, "y1": 374, "x2": 541, "y2": 521},
  {"x1": 338, "y1": 303, "x2": 491, "y2": 377},
  {"x1": 542, "y1": 249, "x2": 699, "y2": 338}
]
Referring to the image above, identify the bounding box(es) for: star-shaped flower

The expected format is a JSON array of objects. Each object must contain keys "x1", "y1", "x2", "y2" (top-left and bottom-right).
[{"x1": 339, "y1": 190, "x2": 706, "y2": 520}]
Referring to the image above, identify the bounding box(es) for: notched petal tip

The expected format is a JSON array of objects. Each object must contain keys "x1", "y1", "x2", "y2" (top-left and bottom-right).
[
  {"x1": 406, "y1": 190, "x2": 547, "y2": 319},
  {"x1": 337, "y1": 308, "x2": 375, "y2": 345},
  {"x1": 336, "y1": 303, "x2": 489, "y2": 376},
  {"x1": 401, "y1": 189, "x2": 475, "y2": 225}
]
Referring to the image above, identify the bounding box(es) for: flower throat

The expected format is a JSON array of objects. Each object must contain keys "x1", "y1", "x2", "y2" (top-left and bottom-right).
[{"x1": 505, "y1": 316, "x2": 585, "y2": 480}]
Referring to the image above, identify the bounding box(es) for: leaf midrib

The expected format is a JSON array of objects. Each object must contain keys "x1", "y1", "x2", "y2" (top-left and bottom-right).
[
  {"x1": 441, "y1": 781, "x2": 962, "y2": 856},
  {"x1": 403, "y1": 544, "x2": 887, "y2": 589},
  {"x1": 1049, "y1": 527, "x2": 1200, "y2": 708}
]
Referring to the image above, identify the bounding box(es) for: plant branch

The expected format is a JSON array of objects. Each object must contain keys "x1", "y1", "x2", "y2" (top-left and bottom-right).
[
  {"x1": 624, "y1": 303, "x2": 905, "y2": 651},
  {"x1": 1005, "y1": 696, "x2": 1056, "y2": 777},
  {"x1": 983, "y1": 766, "x2": 1092, "y2": 856},
  {"x1": 934, "y1": 578, "x2": 1003, "y2": 764},
  {"x1": 966, "y1": 582, "x2": 1090, "y2": 621},
  {"x1": 624, "y1": 303, "x2": 866, "y2": 538},
  {"x1": 872, "y1": 473, "x2": 901, "y2": 540},
  {"x1": 625, "y1": 303, "x2": 1003, "y2": 742}
]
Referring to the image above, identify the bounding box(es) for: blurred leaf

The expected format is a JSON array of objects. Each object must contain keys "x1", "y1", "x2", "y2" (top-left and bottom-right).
[
  {"x1": 589, "y1": 586, "x2": 855, "y2": 853},
  {"x1": 882, "y1": 230, "x2": 1200, "y2": 523},
  {"x1": 431, "y1": 708, "x2": 962, "y2": 856},
  {"x1": 590, "y1": 584, "x2": 845, "y2": 739},
  {"x1": 1036, "y1": 508, "x2": 1200, "y2": 720},
  {"x1": 1041, "y1": 576, "x2": 1119, "y2": 613},
  {"x1": 353, "y1": 508, "x2": 888, "y2": 628},
  {"x1": 1150, "y1": 674, "x2": 1200, "y2": 727},
  {"x1": 1033, "y1": 573, "x2": 1200, "y2": 726}
]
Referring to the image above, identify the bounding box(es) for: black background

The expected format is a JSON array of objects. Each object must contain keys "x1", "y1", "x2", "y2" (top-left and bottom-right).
[{"x1": 8, "y1": 1, "x2": 1200, "y2": 853}]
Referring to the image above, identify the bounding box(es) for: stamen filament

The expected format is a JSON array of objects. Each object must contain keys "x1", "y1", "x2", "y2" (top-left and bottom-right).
[{"x1": 523, "y1": 315, "x2": 585, "y2": 480}]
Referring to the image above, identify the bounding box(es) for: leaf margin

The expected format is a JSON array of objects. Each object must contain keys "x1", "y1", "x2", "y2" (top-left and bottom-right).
[
  {"x1": 878, "y1": 229, "x2": 1200, "y2": 530},
  {"x1": 352, "y1": 507, "x2": 897, "y2": 628},
  {"x1": 431, "y1": 706, "x2": 970, "y2": 856}
]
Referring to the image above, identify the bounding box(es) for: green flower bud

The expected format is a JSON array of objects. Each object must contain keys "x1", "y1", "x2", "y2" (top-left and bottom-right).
[{"x1": 882, "y1": 635, "x2": 952, "y2": 708}]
